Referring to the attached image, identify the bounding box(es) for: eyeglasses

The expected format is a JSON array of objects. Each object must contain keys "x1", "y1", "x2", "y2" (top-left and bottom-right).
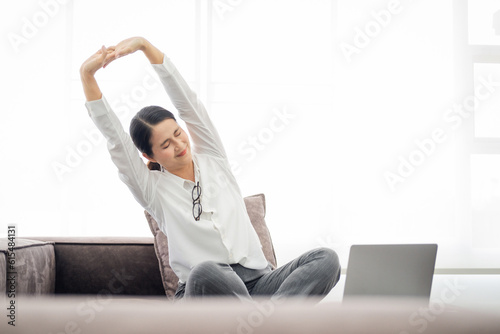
[{"x1": 192, "y1": 181, "x2": 202, "y2": 221}]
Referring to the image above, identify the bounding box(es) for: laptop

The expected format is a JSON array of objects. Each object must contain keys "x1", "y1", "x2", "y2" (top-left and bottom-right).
[{"x1": 343, "y1": 244, "x2": 438, "y2": 301}]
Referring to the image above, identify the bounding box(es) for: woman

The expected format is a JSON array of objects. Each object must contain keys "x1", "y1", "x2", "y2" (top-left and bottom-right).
[{"x1": 80, "y1": 36, "x2": 340, "y2": 300}]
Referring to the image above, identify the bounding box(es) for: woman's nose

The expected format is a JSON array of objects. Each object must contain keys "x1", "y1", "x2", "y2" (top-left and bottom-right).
[{"x1": 172, "y1": 138, "x2": 183, "y2": 149}]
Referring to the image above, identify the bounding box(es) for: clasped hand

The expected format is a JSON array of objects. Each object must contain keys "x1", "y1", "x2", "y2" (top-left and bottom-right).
[{"x1": 80, "y1": 37, "x2": 147, "y2": 76}]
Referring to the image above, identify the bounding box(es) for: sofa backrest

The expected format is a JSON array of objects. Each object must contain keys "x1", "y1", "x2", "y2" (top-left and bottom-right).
[{"x1": 25, "y1": 237, "x2": 164, "y2": 296}]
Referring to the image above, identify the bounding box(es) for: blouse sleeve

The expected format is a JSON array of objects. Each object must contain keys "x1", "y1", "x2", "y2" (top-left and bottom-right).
[
  {"x1": 86, "y1": 96, "x2": 157, "y2": 208},
  {"x1": 151, "y1": 55, "x2": 227, "y2": 159}
]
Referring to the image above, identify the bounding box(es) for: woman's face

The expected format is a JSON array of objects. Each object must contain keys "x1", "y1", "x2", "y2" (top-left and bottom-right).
[{"x1": 144, "y1": 118, "x2": 192, "y2": 173}]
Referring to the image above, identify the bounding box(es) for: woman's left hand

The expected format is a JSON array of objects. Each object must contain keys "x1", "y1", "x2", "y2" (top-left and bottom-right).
[{"x1": 102, "y1": 36, "x2": 147, "y2": 68}]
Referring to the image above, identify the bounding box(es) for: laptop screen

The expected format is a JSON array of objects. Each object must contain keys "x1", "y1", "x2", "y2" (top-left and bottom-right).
[{"x1": 343, "y1": 244, "x2": 438, "y2": 300}]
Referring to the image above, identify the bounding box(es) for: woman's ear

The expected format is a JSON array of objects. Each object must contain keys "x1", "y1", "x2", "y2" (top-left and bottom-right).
[{"x1": 142, "y1": 152, "x2": 157, "y2": 163}]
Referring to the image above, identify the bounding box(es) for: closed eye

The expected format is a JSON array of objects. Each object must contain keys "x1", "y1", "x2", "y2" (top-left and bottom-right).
[{"x1": 162, "y1": 128, "x2": 181, "y2": 149}]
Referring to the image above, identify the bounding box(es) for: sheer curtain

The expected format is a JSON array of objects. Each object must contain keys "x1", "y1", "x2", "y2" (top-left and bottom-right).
[{"x1": 1, "y1": 0, "x2": 499, "y2": 270}]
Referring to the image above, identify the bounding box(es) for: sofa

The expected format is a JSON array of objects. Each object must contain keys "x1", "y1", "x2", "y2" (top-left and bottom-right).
[{"x1": 1, "y1": 194, "x2": 500, "y2": 333}]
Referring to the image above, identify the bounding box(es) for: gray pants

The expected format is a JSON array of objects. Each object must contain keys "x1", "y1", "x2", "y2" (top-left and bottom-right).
[{"x1": 175, "y1": 247, "x2": 341, "y2": 300}]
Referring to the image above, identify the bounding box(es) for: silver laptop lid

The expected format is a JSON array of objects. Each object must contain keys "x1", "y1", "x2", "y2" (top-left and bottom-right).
[{"x1": 343, "y1": 244, "x2": 438, "y2": 300}]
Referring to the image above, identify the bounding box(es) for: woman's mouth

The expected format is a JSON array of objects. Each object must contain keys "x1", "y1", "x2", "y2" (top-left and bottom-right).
[{"x1": 177, "y1": 148, "x2": 187, "y2": 157}]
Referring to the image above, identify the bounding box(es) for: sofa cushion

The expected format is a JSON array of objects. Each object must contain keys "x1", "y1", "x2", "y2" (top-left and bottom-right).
[
  {"x1": 0, "y1": 238, "x2": 56, "y2": 295},
  {"x1": 145, "y1": 193, "x2": 278, "y2": 298}
]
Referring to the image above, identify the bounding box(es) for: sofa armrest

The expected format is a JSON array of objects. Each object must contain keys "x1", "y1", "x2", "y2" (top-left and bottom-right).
[
  {"x1": 25, "y1": 237, "x2": 165, "y2": 296},
  {"x1": 0, "y1": 238, "x2": 56, "y2": 295}
]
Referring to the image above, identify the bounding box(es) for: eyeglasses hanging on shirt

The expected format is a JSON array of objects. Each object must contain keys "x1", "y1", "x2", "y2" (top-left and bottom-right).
[{"x1": 192, "y1": 181, "x2": 202, "y2": 221}]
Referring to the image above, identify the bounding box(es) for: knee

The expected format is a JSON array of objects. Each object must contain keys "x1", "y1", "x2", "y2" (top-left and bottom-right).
[
  {"x1": 185, "y1": 261, "x2": 247, "y2": 298},
  {"x1": 188, "y1": 261, "x2": 222, "y2": 282},
  {"x1": 314, "y1": 247, "x2": 341, "y2": 278},
  {"x1": 185, "y1": 261, "x2": 223, "y2": 295}
]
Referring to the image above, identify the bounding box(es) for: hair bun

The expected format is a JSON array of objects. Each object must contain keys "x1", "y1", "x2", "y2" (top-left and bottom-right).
[{"x1": 147, "y1": 161, "x2": 162, "y2": 171}]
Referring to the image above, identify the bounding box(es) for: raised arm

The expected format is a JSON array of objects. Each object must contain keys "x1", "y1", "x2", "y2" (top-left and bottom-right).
[
  {"x1": 79, "y1": 42, "x2": 158, "y2": 209},
  {"x1": 151, "y1": 55, "x2": 228, "y2": 159},
  {"x1": 80, "y1": 45, "x2": 108, "y2": 101}
]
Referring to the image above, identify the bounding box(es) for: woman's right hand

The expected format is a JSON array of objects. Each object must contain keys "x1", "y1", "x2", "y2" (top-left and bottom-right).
[{"x1": 80, "y1": 46, "x2": 113, "y2": 101}]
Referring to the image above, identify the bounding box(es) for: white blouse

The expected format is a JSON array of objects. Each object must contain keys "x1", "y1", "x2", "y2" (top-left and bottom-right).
[{"x1": 85, "y1": 55, "x2": 268, "y2": 283}]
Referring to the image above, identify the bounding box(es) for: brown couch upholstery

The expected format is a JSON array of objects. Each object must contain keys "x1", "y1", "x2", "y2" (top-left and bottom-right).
[{"x1": 0, "y1": 237, "x2": 164, "y2": 297}]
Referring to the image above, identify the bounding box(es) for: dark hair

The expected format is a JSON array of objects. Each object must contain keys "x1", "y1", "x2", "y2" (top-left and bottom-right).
[{"x1": 129, "y1": 105, "x2": 176, "y2": 171}]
